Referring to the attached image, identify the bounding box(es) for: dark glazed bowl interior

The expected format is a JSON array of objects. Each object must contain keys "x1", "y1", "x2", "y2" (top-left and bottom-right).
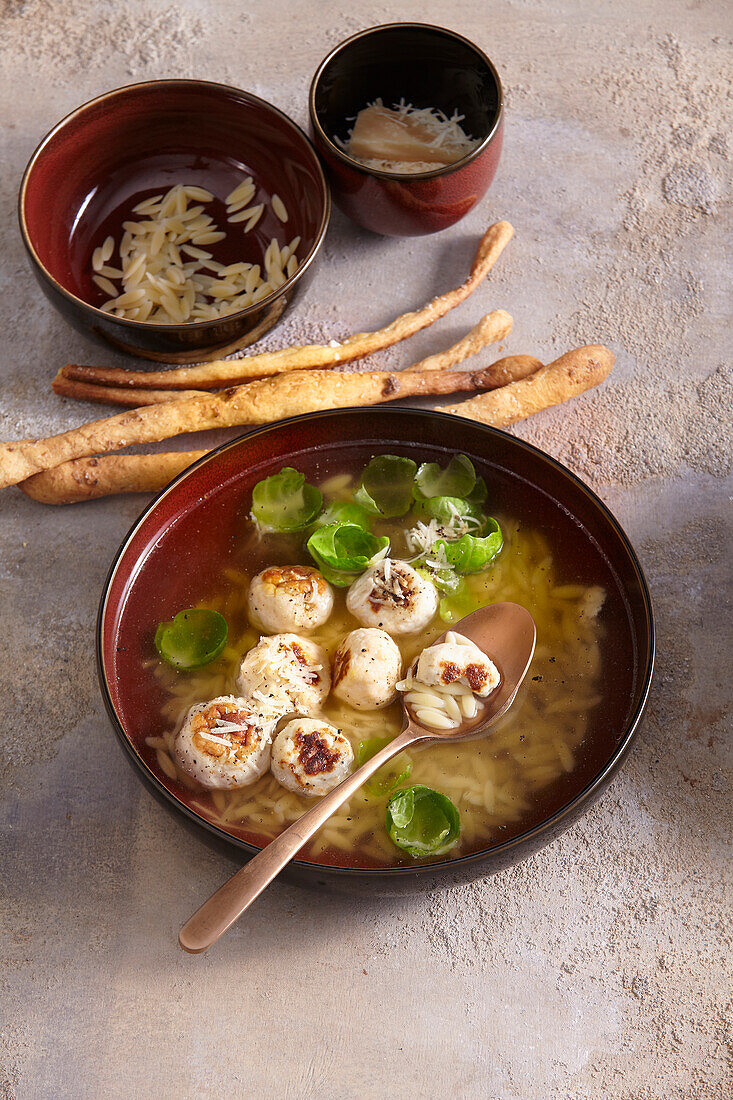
[
  {"x1": 309, "y1": 24, "x2": 503, "y2": 237},
  {"x1": 97, "y1": 409, "x2": 654, "y2": 893},
  {"x1": 311, "y1": 23, "x2": 502, "y2": 181},
  {"x1": 19, "y1": 79, "x2": 330, "y2": 361}
]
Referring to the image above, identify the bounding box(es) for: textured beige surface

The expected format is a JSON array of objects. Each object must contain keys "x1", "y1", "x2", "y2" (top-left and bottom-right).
[{"x1": 0, "y1": 2, "x2": 730, "y2": 1098}]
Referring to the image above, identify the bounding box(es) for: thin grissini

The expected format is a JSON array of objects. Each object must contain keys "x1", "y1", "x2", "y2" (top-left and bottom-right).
[
  {"x1": 52, "y1": 376, "x2": 205, "y2": 407},
  {"x1": 59, "y1": 221, "x2": 514, "y2": 391},
  {"x1": 19, "y1": 452, "x2": 209, "y2": 504},
  {"x1": 463, "y1": 355, "x2": 543, "y2": 391},
  {"x1": 20, "y1": 356, "x2": 541, "y2": 505},
  {"x1": 0, "y1": 362, "x2": 519, "y2": 490},
  {"x1": 414, "y1": 313, "x2": 513, "y2": 372},
  {"x1": 19, "y1": 354, "x2": 542, "y2": 505},
  {"x1": 54, "y1": 310, "x2": 516, "y2": 409},
  {"x1": 440, "y1": 346, "x2": 614, "y2": 425}
]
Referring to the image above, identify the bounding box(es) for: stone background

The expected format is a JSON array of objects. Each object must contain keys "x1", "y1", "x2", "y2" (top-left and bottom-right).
[{"x1": 0, "y1": 1, "x2": 730, "y2": 1097}]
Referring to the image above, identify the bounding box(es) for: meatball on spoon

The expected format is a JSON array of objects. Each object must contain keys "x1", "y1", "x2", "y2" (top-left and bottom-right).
[{"x1": 179, "y1": 602, "x2": 536, "y2": 953}]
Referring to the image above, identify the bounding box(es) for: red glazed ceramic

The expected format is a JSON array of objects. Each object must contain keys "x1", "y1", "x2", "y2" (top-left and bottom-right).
[
  {"x1": 97, "y1": 408, "x2": 654, "y2": 894},
  {"x1": 19, "y1": 80, "x2": 330, "y2": 363},
  {"x1": 309, "y1": 24, "x2": 504, "y2": 237}
]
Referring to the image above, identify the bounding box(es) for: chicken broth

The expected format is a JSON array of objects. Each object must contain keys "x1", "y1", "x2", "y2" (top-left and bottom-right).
[{"x1": 126, "y1": 447, "x2": 632, "y2": 869}]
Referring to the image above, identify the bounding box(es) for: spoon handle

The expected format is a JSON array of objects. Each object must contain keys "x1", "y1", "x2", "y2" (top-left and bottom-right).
[{"x1": 179, "y1": 726, "x2": 420, "y2": 953}]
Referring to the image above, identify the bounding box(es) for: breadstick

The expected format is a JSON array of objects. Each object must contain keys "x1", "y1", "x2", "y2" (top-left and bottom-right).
[
  {"x1": 414, "y1": 314, "x2": 514, "y2": 372},
  {"x1": 440, "y1": 346, "x2": 614, "y2": 425},
  {"x1": 54, "y1": 310, "x2": 516, "y2": 408},
  {"x1": 467, "y1": 355, "x2": 543, "y2": 390},
  {"x1": 0, "y1": 358, "x2": 517, "y2": 490},
  {"x1": 20, "y1": 357, "x2": 542, "y2": 505},
  {"x1": 59, "y1": 221, "x2": 514, "y2": 390},
  {"x1": 52, "y1": 375, "x2": 204, "y2": 407},
  {"x1": 19, "y1": 452, "x2": 208, "y2": 504}
]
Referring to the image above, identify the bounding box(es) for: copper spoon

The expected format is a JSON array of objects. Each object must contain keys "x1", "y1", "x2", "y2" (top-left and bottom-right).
[{"x1": 179, "y1": 601, "x2": 536, "y2": 953}]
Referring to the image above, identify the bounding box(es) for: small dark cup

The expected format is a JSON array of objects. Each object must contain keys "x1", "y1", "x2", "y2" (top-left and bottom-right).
[
  {"x1": 309, "y1": 23, "x2": 503, "y2": 237},
  {"x1": 19, "y1": 79, "x2": 330, "y2": 363}
]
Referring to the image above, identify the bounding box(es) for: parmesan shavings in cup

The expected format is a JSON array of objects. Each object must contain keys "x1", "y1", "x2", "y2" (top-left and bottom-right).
[{"x1": 337, "y1": 99, "x2": 480, "y2": 174}]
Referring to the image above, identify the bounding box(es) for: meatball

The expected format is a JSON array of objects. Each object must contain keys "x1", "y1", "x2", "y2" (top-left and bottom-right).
[
  {"x1": 415, "y1": 631, "x2": 500, "y2": 697},
  {"x1": 236, "y1": 633, "x2": 330, "y2": 719},
  {"x1": 270, "y1": 717, "x2": 354, "y2": 797},
  {"x1": 346, "y1": 559, "x2": 438, "y2": 635},
  {"x1": 173, "y1": 695, "x2": 274, "y2": 789},
  {"x1": 332, "y1": 628, "x2": 403, "y2": 710},
  {"x1": 248, "y1": 565, "x2": 334, "y2": 634}
]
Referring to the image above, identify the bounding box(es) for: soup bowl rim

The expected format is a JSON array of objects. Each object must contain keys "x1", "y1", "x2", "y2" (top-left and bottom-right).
[{"x1": 96, "y1": 407, "x2": 655, "y2": 877}]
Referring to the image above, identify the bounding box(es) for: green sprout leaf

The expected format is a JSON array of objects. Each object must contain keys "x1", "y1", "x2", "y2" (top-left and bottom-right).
[
  {"x1": 438, "y1": 579, "x2": 484, "y2": 624},
  {"x1": 385, "y1": 785, "x2": 461, "y2": 858},
  {"x1": 154, "y1": 609, "x2": 228, "y2": 670},
  {"x1": 430, "y1": 567, "x2": 463, "y2": 594},
  {"x1": 467, "y1": 475, "x2": 488, "y2": 504},
  {"x1": 357, "y1": 737, "x2": 412, "y2": 798},
  {"x1": 414, "y1": 561, "x2": 461, "y2": 595},
  {"x1": 413, "y1": 454, "x2": 476, "y2": 501},
  {"x1": 354, "y1": 455, "x2": 417, "y2": 517},
  {"x1": 414, "y1": 495, "x2": 485, "y2": 527},
  {"x1": 436, "y1": 517, "x2": 503, "y2": 574},
  {"x1": 307, "y1": 523, "x2": 389, "y2": 587},
  {"x1": 251, "y1": 467, "x2": 323, "y2": 532},
  {"x1": 313, "y1": 501, "x2": 372, "y2": 530}
]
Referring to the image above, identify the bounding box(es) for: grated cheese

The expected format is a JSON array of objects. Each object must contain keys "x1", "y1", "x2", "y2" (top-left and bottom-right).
[
  {"x1": 340, "y1": 99, "x2": 480, "y2": 175},
  {"x1": 245, "y1": 641, "x2": 321, "y2": 692},
  {"x1": 197, "y1": 731, "x2": 236, "y2": 748},
  {"x1": 212, "y1": 719, "x2": 256, "y2": 736},
  {"x1": 367, "y1": 560, "x2": 412, "y2": 605},
  {"x1": 405, "y1": 509, "x2": 481, "y2": 564}
]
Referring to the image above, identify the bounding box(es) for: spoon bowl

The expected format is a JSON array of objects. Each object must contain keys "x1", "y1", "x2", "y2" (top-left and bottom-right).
[
  {"x1": 404, "y1": 602, "x2": 537, "y2": 742},
  {"x1": 178, "y1": 601, "x2": 536, "y2": 953}
]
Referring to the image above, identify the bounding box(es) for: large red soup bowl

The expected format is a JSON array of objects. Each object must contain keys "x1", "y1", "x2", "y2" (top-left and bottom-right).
[{"x1": 97, "y1": 408, "x2": 654, "y2": 894}]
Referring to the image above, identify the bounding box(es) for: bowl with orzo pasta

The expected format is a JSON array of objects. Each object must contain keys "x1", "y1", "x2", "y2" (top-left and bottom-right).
[{"x1": 19, "y1": 79, "x2": 330, "y2": 362}]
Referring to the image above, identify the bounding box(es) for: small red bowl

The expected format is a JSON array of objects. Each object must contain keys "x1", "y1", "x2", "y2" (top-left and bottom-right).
[
  {"x1": 19, "y1": 79, "x2": 330, "y2": 363},
  {"x1": 309, "y1": 23, "x2": 504, "y2": 237}
]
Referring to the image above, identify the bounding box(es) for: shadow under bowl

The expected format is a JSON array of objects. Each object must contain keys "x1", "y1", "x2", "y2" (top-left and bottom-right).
[
  {"x1": 19, "y1": 79, "x2": 330, "y2": 363},
  {"x1": 97, "y1": 408, "x2": 654, "y2": 896},
  {"x1": 309, "y1": 22, "x2": 503, "y2": 237}
]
